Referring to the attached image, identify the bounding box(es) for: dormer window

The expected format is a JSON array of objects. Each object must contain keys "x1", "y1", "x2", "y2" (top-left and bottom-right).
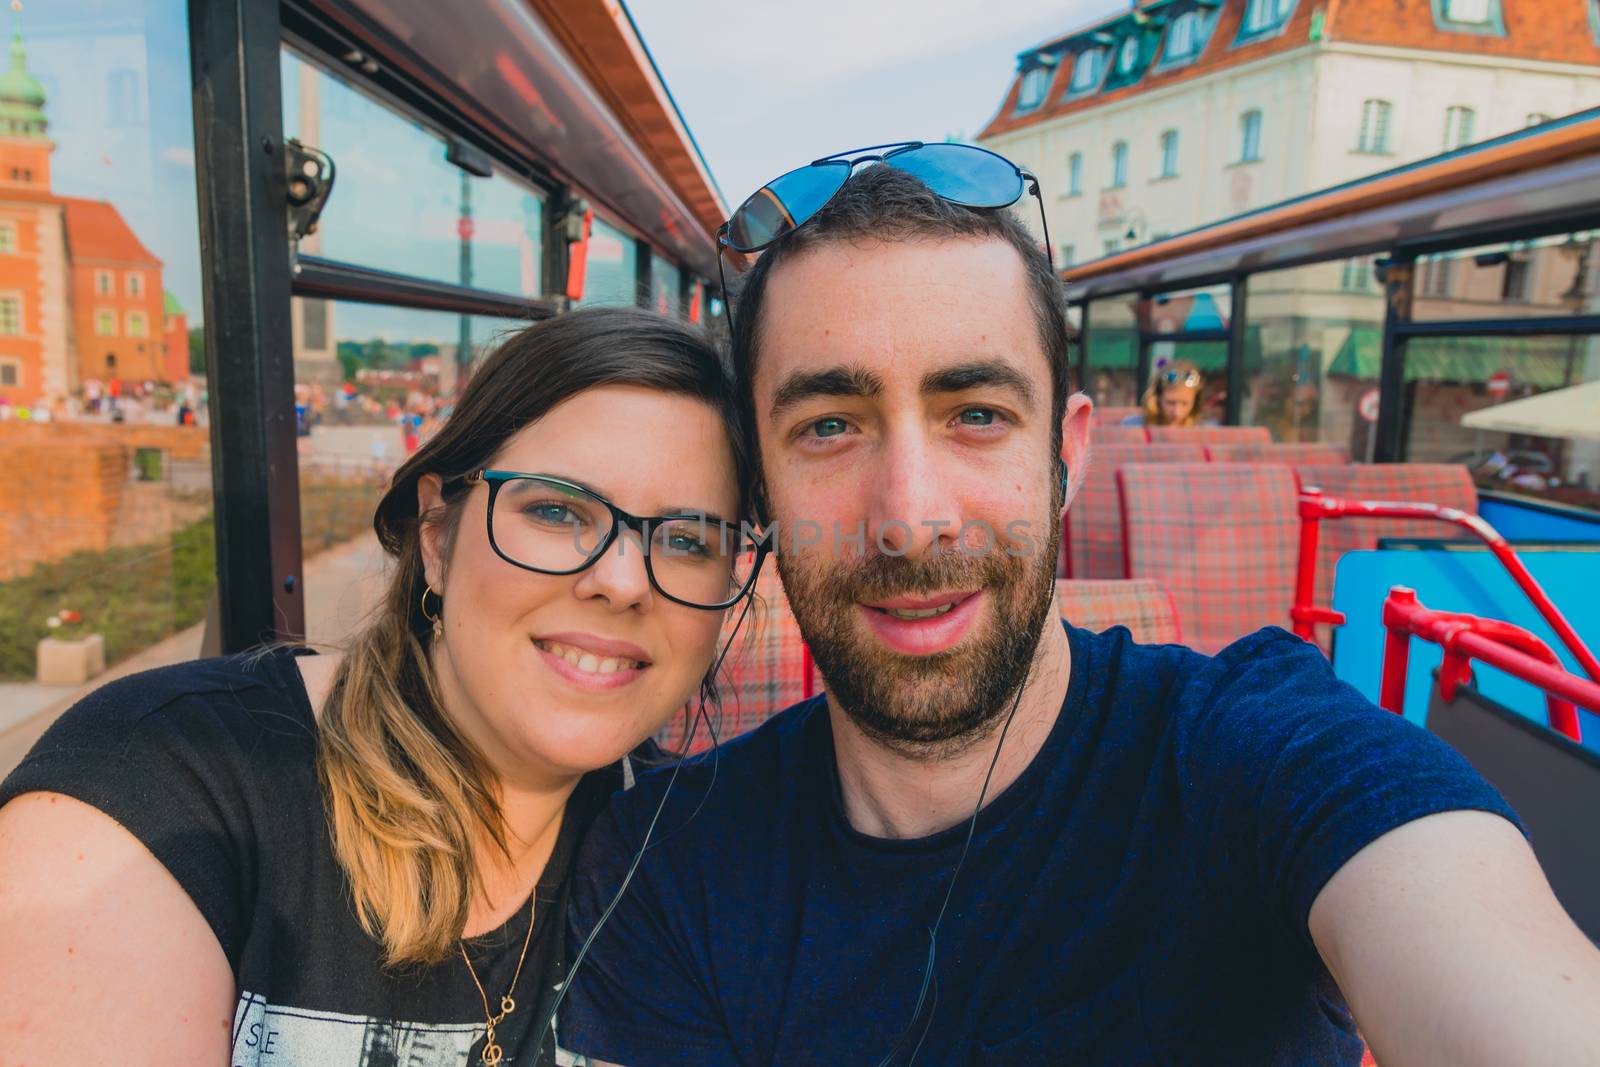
[
  {"x1": 1068, "y1": 48, "x2": 1105, "y2": 93},
  {"x1": 1167, "y1": 12, "x2": 1199, "y2": 60},
  {"x1": 1435, "y1": 0, "x2": 1504, "y2": 34},
  {"x1": 1116, "y1": 36, "x2": 1140, "y2": 75},
  {"x1": 1442, "y1": 0, "x2": 1489, "y2": 22},
  {"x1": 1016, "y1": 65, "x2": 1052, "y2": 112},
  {"x1": 1239, "y1": 0, "x2": 1296, "y2": 40}
]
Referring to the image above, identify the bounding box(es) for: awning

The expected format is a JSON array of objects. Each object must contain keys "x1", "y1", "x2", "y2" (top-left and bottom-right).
[
  {"x1": 1083, "y1": 326, "x2": 1262, "y2": 371},
  {"x1": 1460, "y1": 380, "x2": 1600, "y2": 441},
  {"x1": 1329, "y1": 327, "x2": 1578, "y2": 389}
]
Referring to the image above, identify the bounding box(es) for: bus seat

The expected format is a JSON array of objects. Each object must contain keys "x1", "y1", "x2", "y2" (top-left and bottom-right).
[
  {"x1": 1092, "y1": 424, "x2": 1150, "y2": 445},
  {"x1": 1205, "y1": 441, "x2": 1350, "y2": 464},
  {"x1": 1064, "y1": 443, "x2": 1207, "y2": 578},
  {"x1": 1146, "y1": 425, "x2": 1271, "y2": 445},
  {"x1": 1056, "y1": 579, "x2": 1181, "y2": 644},
  {"x1": 1296, "y1": 463, "x2": 1478, "y2": 649},
  {"x1": 1091, "y1": 405, "x2": 1143, "y2": 426},
  {"x1": 1426, "y1": 682, "x2": 1600, "y2": 942},
  {"x1": 1118, "y1": 462, "x2": 1301, "y2": 654}
]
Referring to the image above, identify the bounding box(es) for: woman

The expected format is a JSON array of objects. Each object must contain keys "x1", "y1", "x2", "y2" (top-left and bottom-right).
[
  {"x1": 1121, "y1": 358, "x2": 1207, "y2": 427},
  {"x1": 0, "y1": 307, "x2": 760, "y2": 1066}
]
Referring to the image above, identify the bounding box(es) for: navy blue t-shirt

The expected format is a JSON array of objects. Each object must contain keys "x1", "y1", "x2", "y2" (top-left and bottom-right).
[{"x1": 561, "y1": 625, "x2": 1516, "y2": 1065}]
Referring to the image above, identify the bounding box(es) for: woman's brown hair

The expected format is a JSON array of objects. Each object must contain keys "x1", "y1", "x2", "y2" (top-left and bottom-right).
[{"x1": 316, "y1": 306, "x2": 750, "y2": 966}]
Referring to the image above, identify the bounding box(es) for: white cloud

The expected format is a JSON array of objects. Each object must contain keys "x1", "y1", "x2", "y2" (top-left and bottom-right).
[{"x1": 160, "y1": 146, "x2": 195, "y2": 168}]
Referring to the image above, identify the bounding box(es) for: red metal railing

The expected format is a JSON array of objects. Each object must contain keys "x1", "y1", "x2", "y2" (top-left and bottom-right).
[
  {"x1": 1293, "y1": 488, "x2": 1600, "y2": 686},
  {"x1": 1379, "y1": 586, "x2": 1600, "y2": 742}
]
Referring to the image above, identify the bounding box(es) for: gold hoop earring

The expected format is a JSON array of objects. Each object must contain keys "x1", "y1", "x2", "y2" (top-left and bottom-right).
[{"x1": 421, "y1": 585, "x2": 444, "y2": 640}]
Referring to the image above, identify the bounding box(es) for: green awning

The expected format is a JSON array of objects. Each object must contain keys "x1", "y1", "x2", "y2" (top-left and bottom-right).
[
  {"x1": 1082, "y1": 326, "x2": 1260, "y2": 372},
  {"x1": 1328, "y1": 327, "x2": 1579, "y2": 389}
]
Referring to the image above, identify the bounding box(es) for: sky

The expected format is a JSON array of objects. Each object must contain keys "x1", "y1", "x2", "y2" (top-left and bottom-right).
[{"x1": 626, "y1": 0, "x2": 1127, "y2": 212}]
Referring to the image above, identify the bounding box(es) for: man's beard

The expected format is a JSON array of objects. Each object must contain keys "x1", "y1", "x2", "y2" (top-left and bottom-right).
[{"x1": 776, "y1": 512, "x2": 1060, "y2": 759}]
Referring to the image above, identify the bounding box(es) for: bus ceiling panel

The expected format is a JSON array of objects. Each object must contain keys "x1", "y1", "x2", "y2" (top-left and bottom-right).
[
  {"x1": 300, "y1": 0, "x2": 719, "y2": 278},
  {"x1": 1065, "y1": 148, "x2": 1600, "y2": 302}
]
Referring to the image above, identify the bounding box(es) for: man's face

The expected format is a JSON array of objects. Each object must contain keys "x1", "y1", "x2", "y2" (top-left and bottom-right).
[{"x1": 752, "y1": 236, "x2": 1073, "y2": 754}]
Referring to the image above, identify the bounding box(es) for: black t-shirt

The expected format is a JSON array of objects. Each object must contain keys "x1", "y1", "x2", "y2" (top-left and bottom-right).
[
  {"x1": 561, "y1": 624, "x2": 1519, "y2": 1065},
  {"x1": 0, "y1": 647, "x2": 620, "y2": 1066}
]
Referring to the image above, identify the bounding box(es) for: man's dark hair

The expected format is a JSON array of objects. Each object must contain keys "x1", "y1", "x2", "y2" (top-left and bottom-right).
[{"x1": 729, "y1": 165, "x2": 1073, "y2": 460}]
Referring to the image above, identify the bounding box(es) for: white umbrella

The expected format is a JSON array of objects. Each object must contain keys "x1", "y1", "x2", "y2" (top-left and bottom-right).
[{"x1": 1460, "y1": 380, "x2": 1600, "y2": 442}]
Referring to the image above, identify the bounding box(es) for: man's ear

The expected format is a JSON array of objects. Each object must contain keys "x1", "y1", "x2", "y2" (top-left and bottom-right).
[
  {"x1": 1059, "y1": 392, "x2": 1093, "y2": 511},
  {"x1": 416, "y1": 473, "x2": 449, "y2": 592}
]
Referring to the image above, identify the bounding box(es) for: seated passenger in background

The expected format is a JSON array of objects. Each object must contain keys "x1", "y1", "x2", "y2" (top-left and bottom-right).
[
  {"x1": 1121, "y1": 356, "x2": 1211, "y2": 427},
  {"x1": 559, "y1": 162, "x2": 1600, "y2": 1066}
]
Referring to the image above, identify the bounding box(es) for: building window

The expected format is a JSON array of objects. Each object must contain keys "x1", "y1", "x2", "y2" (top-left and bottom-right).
[
  {"x1": 1103, "y1": 238, "x2": 1122, "y2": 256},
  {"x1": 0, "y1": 295, "x2": 19, "y2": 334},
  {"x1": 0, "y1": 221, "x2": 15, "y2": 253},
  {"x1": 1110, "y1": 141, "x2": 1128, "y2": 188},
  {"x1": 1340, "y1": 257, "x2": 1373, "y2": 292},
  {"x1": 1418, "y1": 254, "x2": 1456, "y2": 298},
  {"x1": 1067, "y1": 151, "x2": 1083, "y2": 195},
  {"x1": 127, "y1": 310, "x2": 148, "y2": 338},
  {"x1": 95, "y1": 270, "x2": 114, "y2": 297},
  {"x1": 1526, "y1": 112, "x2": 1551, "y2": 127},
  {"x1": 0, "y1": 359, "x2": 17, "y2": 387},
  {"x1": 1357, "y1": 99, "x2": 1392, "y2": 152},
  {"x1": 1442, "y1": 0, "x2": 1491, "y2": 22},
  {"x1": 303, "y1": 298, "x2": 328, "y2": 350},
  {"x1": 1165, "y1": 11, "x2": 1202, "y2": 61},
  {"x1": 1158, "y1": 130, "x2": 1179, "y2": 177},
  {"x1": 1060, "y1": 243, "x2": 1076, "y2": 266},
  {"x1": 1240, "y1": 0, "x2": 1295, "y2": 37},
  {"x1": 1238, "y1": 110, "x2": 1263, "y2": 162},
  {"x1": 1444, "y1": 105, "x2": 1476, "y2": 150},
  {"x1": 126, "y1": 271, "x2": 144, "y2": 298},
  {"x1": 95, "y1": 308, "x2": 116, "y2": 336},
  {"x1": 1069, "y1": 48, "x2": 1104, "y2": 93},
  {"x1": 1116, "y1": 35, "x2": 1141, "y2": 75},
  {"x1": 1501, "y1": 256, "x2": 1530, "y2": 301},
  {"x1": 1016, "y1": 65, "x2": 1052, "y2": 111}
]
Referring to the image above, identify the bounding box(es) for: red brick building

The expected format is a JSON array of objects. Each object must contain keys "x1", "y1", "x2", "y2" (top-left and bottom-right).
[{"x1": 0, "y1": 25, "x2": 171, "y2": 405}]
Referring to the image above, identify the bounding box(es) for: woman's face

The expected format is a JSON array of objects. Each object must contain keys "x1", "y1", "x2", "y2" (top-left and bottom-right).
[
  {"x1": 1160, "y1": 385, "x2": 1198, "y2": 424},
  {"x1": 419, "y1": 384, "x2": 739, "y2": 785}
]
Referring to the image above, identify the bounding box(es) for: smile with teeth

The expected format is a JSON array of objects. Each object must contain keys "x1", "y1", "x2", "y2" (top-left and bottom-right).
[
  {"x1": 535, "y1": 639, "x2": 644, "y2": 675},
  {"x1": 882, "y1": 603, "x2": 957, "y2": 620}
]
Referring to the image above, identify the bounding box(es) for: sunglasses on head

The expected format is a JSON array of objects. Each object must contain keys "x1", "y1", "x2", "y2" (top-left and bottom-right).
[
  {"x1": 715, "y1": 142, "x2": 1053, "y2": 330},
  {"x1": 1160, "y1": 369, "x2": 1202, "y2": 388}
]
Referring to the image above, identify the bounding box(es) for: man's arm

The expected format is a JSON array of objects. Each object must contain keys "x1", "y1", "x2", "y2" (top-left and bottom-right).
[{"x1": 1309, "y1": 809, "x2": 1600, "y2": 1067}]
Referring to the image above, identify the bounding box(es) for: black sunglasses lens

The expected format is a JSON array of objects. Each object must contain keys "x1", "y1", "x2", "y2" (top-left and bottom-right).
[
  {"x1": 888, "y1": 143, "x2": 1023, "y2": 208},
  {"x1": 726, "y1": 161, "x2": 851, "y2": 252}
]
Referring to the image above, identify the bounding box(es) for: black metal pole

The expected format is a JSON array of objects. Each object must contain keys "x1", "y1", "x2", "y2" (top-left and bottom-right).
[
  {"x1": 1375, "y1": 256, "x2": 1414, "y2": 463},
  {"x1": 1225, "y1": 275, "x2": 1247, "y2": 426},
  {"x1": 457, "y1": 169, "x2": 474, "y2": 373},
  {"x1": 1074, "y1": 300, "x2": 1089, "y2": 397},
  {"x1": 188, "y1": 0, "x2": 305, "y2": 648},
  {"x1": 1134, "y1": 294, "x2": 1152, "y2": 403},
  {"x1": 635, "y1": 237, "x2": 653, "y2": 309}
]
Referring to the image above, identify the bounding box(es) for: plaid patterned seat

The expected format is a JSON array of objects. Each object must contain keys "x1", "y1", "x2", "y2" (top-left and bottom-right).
[
  {"x1": 1092, "y1": 405, "x2": 1143, "y2": 425},
  {"x1": 1091, "y1": 423, "x2": 1149, "y2": 445},
  {"x1": 1062, "y1": 443, "x2": 1207, "y2": 578},
  {"x1": 1056, "y1": 579, "x2": 1181, "y2": 643},
  {"x1": 1205, "y1": 441, "x2": 1350, "y2": 465},
  {"x1": 658, "y1": 562, "x2": 820, "y2": 754},
  {"x1": 1146, "y1": 425, "x2": 1272, "y2": 445},
  {"x1": 1296, "y1": 463, "x2": 1478, "y2": 650},
  {"x1": 1119, "y1": 462, "x2": 1301, "y2": 654}
]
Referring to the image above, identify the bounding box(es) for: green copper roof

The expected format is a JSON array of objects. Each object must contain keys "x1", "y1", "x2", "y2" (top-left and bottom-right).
[
  {"x1": 163, "y1": 290, "x2": 184, "y2": 316},
  {"x1": 0, "y1": 26, "x2": 47, "y2": 137}
]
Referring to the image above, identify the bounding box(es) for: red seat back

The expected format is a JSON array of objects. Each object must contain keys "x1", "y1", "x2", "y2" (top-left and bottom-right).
[
  {"x1": 1056, "y1": 579, "x2": 1181, "y2": 644},
  {"x1": 1146, "y1": 424, "x2": 1272, "y2": 445},
  {"x1": 1064, "y1": 443, "x2": 1206, "y2": 578},
  {"x1": 1092, "y1": 405, "x2": 1143, "y2": 426},
  {"x1": 1206, "y1": 441, "x2": 1350, "y2": 465},
  {"x1": 1119, "y1": 462, "x2": 1301, "y2": 654},
  {"x1": 1297, "y1": 463, "x2": 1478, "y2": 648},
  {"x1": 1092, "y1": 423, "x2": 1149, "y2": 445}
]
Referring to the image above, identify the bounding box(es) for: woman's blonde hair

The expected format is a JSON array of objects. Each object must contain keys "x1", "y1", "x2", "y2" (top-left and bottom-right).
[
  {"x1": 1140, "y1": 358, "x2": 1205, "y2": 427},
  {"x1": 316, "y1": 307, "x2": 752, "y2": 966}
]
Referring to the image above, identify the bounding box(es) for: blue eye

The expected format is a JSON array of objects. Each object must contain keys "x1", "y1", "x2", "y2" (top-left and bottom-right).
[
  {"x1": 810, "y1": 417, "x2": 849, "y2": 438},
  {"x1": 959, "y1": 408, "x2": 996, "y2": 426}
]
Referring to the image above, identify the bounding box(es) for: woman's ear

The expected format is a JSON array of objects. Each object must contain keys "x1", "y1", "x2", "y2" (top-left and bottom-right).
[{"x1": 416, "y1": 473, "x2": 448, "y2": 592}]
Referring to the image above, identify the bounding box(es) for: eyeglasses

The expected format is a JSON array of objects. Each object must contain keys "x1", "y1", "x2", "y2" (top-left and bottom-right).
[
  {"x1": 716, "y1": 142, "x2": 1054, "y2": 330},
  {"x1": 447, "y1": 470, "x2": 766, "y2": 611},
  {"x1": 1160, "y1": 370, "x2": 1202, "y2": 388}
]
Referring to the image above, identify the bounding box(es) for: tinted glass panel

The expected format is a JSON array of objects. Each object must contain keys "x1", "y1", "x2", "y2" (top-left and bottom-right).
[{"x1": 575, "y1": 218, "x2": 639, "y2": 308}]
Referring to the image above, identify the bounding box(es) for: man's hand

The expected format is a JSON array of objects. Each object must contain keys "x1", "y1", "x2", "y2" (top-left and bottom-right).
[{"x1": 1310, "y1": 810, "x2": 1600, "y2": 1066}]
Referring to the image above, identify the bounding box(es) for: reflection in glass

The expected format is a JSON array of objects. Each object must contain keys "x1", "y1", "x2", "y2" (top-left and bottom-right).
[
  {"x1": 576, "y1": 217, "x2": 639, "y2": 308},
  {"x1": 1083, "y1": 295, "x2": 1139, "y2": 407},
  {"x1": 651, "y1": 252, "x2": 682, "y2": 317},
  {"x1": 280, "y1": 49, "x2": 545, "y2": 301}
]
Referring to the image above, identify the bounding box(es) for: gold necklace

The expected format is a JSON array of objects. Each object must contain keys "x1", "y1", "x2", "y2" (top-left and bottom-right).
[{"x1": 460, "y1": 892, "x2": 537, "y2": 1067}]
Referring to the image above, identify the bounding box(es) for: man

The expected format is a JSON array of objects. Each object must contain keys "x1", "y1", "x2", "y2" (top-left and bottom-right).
[{"x1": 558, "y1": 163, "x2": 1600, "y2": 1065}]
